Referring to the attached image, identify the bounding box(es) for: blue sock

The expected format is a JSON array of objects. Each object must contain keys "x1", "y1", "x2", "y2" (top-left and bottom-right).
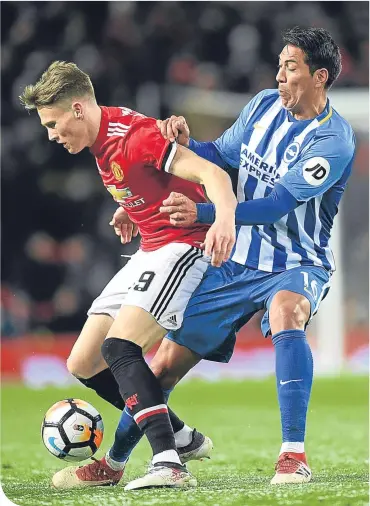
[
  {"x1": 272, "y1": 329, "x2": 313, "y2": 444},
  {"x1": 108, "y1": 388, "x2": 173, "y2": 462}
]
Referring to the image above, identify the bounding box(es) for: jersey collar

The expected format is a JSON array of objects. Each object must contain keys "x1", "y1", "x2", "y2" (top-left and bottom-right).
[
  {"x1": 286, "y1": 98, "x2": 331, "y2": 124},
  {"x1": 90, "y1": 106, "x2": 109, "y2": 156}
]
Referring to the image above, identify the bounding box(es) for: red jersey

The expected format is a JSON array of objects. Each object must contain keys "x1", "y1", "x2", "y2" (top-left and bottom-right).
[{"x1": 90, "y1": 106, "x2": 210, "y2": 251}]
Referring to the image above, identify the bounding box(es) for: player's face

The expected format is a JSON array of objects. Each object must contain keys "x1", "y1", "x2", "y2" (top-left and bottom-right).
[
  {"x1": 38, "y1": 104, "x2": 88, "y2": 154},
  {"x1": 276, "y1": 45, "x2": 316, "y2": 113}
]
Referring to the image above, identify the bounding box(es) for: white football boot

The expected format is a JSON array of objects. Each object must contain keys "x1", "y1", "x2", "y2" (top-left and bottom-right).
[
  {"x1": 178, "y1": 429, "x2": 213, "y2": 464},
  {"x1": 124, "y1": 462, "x2": 197, "y2": 491}
]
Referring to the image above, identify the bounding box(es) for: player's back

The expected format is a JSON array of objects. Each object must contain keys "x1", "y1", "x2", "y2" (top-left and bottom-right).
[
  {"x1": 90, "y1": 106, "x2": 210, "y2": 251},
  {"x1": 220, "y1": 89, "x2": 355, "y2": 272}
]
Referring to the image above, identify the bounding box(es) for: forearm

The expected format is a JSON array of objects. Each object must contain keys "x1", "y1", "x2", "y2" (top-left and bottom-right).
[
  {"x1": 196, "y1": 184, "x2": 299, "y2": 225},
  {"x1": 199, "y1": 162, "x2": 237, "y2": 219},
  {"x1": 169, "y1": 146, "x2": 236, "y2": 217},
  {"x1": 188, "y1": 138, "x2": 225, "y2": 168}
]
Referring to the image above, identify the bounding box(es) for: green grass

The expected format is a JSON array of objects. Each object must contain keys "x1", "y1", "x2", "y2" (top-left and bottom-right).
[{"x1": 1, "y1": 377, "x2": 369, "y2": 506}]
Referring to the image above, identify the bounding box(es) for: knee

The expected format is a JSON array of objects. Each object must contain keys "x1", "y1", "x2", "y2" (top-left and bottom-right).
[
  {"x1": 150, "y1": 359, "x2": 179, "y2": 390},
  {"x1": 270, "y1": 294, "x2": 310, "y2": 332},
  {"x1": 66, "y1": 354, "x2": 94, "y2": 380}
]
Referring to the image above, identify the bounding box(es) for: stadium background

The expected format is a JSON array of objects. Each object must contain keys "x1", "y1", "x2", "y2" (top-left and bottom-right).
[
  {"x1": 1, "y1": 3, "x2": 369, "y2": 506},
  {"x1": 1, "y1": 1, "x2": 368, "y2": 384}
]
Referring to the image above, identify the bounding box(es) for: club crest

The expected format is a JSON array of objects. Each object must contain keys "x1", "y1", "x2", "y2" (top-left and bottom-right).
[{"x1": 111, "y1": 161, "x2": 124, "y2": 181}]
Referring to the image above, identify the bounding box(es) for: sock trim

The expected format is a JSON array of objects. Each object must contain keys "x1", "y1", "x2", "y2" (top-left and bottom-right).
[
  {"x1": 174, "y1": 424, "x2": 193, "y2": 448},
  {"x1": 280, "y1": 442, "x2": 305, "y2": 455},
  {"x1": 134, "y1": 404, "x2": 168, "y2": 424},
  {"x1": 272, "y1": 329, "x2": 306, "y2": 345},
  {"x1": 105, "y1": 452, "x2": 127, "y2": 470},
  {"x1": 152, "y1": 449, "x2": 181, "y2": 466}
]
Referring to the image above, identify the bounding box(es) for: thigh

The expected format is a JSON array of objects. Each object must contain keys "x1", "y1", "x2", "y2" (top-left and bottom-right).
[
  {"x1": 107, "y1": 305, "x2": 167, "y2": 354},
  {"x1": 259, "y1": 266, "x2": 331, "y2": 337},
  {"x1": 68, "y1": 314, "x2": 113, "y2": 377},
  {"x1": 150, "y1": 339, "x2": 201, "y2": 389},
  {"x1": 166, "y1": 261, "x2": 262, "y2": 361}
]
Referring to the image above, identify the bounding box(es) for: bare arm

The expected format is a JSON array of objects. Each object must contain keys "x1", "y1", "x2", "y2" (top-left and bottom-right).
[
  {"x1": 167, "y1": 144, "x2": 237, "y2": 267},
  {"x1": 168, "y1": 145, "x2": 236, "y2": 221}
]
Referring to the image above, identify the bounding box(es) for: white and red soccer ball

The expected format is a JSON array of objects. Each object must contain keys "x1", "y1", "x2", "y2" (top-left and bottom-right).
[{"x1": 41, "y1": 398, "x2": 104, "y2": 462}]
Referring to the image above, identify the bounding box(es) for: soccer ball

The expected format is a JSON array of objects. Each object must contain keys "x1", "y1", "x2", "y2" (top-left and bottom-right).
[{"x1": 41, "y1": 398, "x2": 104, "y2": 462}]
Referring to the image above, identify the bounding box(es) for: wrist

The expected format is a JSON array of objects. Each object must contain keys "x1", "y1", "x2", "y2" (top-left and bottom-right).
[
  {"x1": 215, "y1": 206, "x2": 236, "y2": 222},
  {"x1": 196, "y1": 203, "x2": 216, "y2": 224}
]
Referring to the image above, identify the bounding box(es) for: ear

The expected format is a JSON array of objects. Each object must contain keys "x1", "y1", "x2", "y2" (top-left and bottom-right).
[
  {"x1": 315, "y1": 68, "x2": 328, "y2": 88},
  {"x1": 72, "y1": 102, "x2": 83, "y2": 119}
]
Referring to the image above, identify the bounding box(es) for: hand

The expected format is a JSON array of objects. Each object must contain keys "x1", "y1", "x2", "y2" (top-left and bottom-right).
[
  {"x1": 202, "y1": 216, "x2": 236, "y2": 268},
  {"x1": 159, "y1": 192, "x2": 197, "y2": 227},
  {"x1": 109, "y1": 207, "x2": 139, "y2": 244},
  {"x1": 156, "y1": 115, "x2": 190, "y2": 146}
]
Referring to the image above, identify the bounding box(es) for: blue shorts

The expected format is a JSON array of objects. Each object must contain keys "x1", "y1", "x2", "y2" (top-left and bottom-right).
[{"x1": 166, "y1": 261, "x2": 331, "y2": 363}]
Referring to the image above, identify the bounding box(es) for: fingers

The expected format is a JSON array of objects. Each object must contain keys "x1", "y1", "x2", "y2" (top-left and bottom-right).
[
  {"x1": 167, "y1": 117, "x2": 178, "y2": 142},
  {"x1": 207, "y1": 239, "x2": 227, "y2": 267},
  {"x1": 204, "y1": 236, "x2": 213, "y2": 259},
  {"x1": 162, "y1": 192, "x2": 186, "y2": 206},
  {"x1": 158, "y1": 117, "x2": 187, "y2": 142},
  {"x1": 159, "y1": 205, "x2": 182, "y2": 215},
  {"x1": 224, "y1": 238, "x2": 235, "y2": 262},
  {"x1": 169, "y1": 216, "x2": 188, "y2": 227},
  {"x1": 132, "y1": 224, "x2": 139, "y2": 237},
  {"x1": 157, "y1": 119, "x2": 167, "y2": 139},
  {"x1": 204, "y1": 226, "x2": 236, "y2": 267}
]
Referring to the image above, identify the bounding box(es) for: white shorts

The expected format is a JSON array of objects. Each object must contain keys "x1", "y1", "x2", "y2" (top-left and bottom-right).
[{"x1": 87, "y1": 243, "x2": 210, "y2": 330}]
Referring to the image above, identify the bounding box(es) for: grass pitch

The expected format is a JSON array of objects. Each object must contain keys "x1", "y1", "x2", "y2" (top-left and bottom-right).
[{"x1": 1, "y1": 376, "x2": 368, "y2": 506}]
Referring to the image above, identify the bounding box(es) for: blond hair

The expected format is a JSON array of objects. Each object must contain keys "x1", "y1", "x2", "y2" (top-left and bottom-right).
[{"x1": 19, "y1": 61, "x2": 96, "y2": 110}]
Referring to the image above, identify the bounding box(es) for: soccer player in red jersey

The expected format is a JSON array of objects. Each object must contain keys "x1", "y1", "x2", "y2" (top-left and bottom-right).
[{"x1": 20, "y1": 61, "x2": 236, "y2": 490}]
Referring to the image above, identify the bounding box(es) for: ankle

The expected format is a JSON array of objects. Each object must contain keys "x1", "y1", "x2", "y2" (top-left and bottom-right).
[
  {"x1": 174, "y1": 424, "x2": 193, "y2": 448},
  {"x1": 279, "y1": 442, "x2": 305, "y2": 455},
  {"x1": 152, "y1": 449, "x2": 181, "y2": 466},
  {"x1": 105, "y1": 452, "x2": 127, "y2": 471}
]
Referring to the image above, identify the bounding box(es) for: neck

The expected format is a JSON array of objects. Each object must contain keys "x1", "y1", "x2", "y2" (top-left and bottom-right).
[
  {"x1": 292, "y1": 91, "x2": 327, "y2": 120},
  {"x1": 86, "y1": 104, "x2": 102, "y2": 147}
]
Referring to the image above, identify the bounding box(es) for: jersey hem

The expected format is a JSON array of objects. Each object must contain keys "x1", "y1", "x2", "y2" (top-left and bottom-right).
[
  {"x1": 139, "y1": 238, "x2": 205, "y2": 253},
  {"x1": 231, "y1": 257, "x2": 333, "y2": 273}
]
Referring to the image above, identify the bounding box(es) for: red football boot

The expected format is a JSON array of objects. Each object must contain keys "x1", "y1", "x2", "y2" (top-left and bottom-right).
[
  {"x1": 271, "y1": 452, "x2": 312, "y2": 484},
  {"x1": 52, "y1": 457, "x2": 125, "y2": 489}
]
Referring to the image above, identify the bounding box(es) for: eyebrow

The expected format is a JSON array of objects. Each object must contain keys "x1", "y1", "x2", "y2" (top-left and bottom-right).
[
  {"x1": 42, "y1": 121, "x2": 56, "y2": 128},
  {"x1": 278, "y1": 58, "x2": 298, "y2": 65}
]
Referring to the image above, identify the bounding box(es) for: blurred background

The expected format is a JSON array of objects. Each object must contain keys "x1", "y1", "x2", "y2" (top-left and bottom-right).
[{"x1": 1, "y1": 1, "x2": 369, "y2": 386}]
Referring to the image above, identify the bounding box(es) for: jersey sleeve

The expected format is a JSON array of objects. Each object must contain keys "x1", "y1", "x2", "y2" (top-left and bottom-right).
[
  {"x1": 122, "y1": 118, "x2": 177, "y2": 172},
  {"x1": 213, "y1": 89, "x2": 278, "y2": 168},
  {"x1": 278, "y1": 134, "x2": 355, "y2": 202}
]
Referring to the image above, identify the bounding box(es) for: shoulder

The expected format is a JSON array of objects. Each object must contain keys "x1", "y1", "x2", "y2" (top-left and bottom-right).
[
  {"x1": 317, "y1": 107, "x2": 356, "y2": 154},
  {"x1": 240, "y1": 89, "x2": 279, "y2": 118},
  {"x1": 251, "y1": 89, "x2": 279, "y2": 106},
  {"x1": 107, "y1": 106, "x2": 149, "y2": 127},
  {"x1": 256, "y1": 89, "x2": 280, "y2": 100}
]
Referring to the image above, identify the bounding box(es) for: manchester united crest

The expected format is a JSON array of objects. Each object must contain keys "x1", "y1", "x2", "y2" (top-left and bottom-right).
[{"x1": 111, "y1": 161, "x2": 124, "y2": 181}]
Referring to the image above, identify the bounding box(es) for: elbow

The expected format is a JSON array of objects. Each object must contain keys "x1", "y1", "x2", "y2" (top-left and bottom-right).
[{"x1": 272, "y1": 210, "x2": 288, "y2": 224}]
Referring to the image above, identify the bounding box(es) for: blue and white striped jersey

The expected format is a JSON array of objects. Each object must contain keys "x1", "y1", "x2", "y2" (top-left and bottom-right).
[{"x1": 213, "y1": 89, "x2": 355, "y2": 272}]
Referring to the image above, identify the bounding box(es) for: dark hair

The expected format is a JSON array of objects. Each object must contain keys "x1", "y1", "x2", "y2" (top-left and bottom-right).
[{"x1": 282, "y1": 26, "x2": 342, "y2": 89}]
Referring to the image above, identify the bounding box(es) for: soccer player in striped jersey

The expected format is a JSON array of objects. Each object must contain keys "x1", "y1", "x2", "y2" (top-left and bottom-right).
[
  {"x1": 20, "y1": 62, "x2": 236, "y2": 490},
  {"x1": 155, "y1": 26, "x2": 355, "y2": 484}
]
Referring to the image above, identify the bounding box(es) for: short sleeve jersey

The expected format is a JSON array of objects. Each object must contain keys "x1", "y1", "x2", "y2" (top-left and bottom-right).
[
  {"x1": 90, "y1": 106, "x2": 209, "y2": 251},
  {"x1": 211, "y1": 90, "x2": 355, "y2": 272}
]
